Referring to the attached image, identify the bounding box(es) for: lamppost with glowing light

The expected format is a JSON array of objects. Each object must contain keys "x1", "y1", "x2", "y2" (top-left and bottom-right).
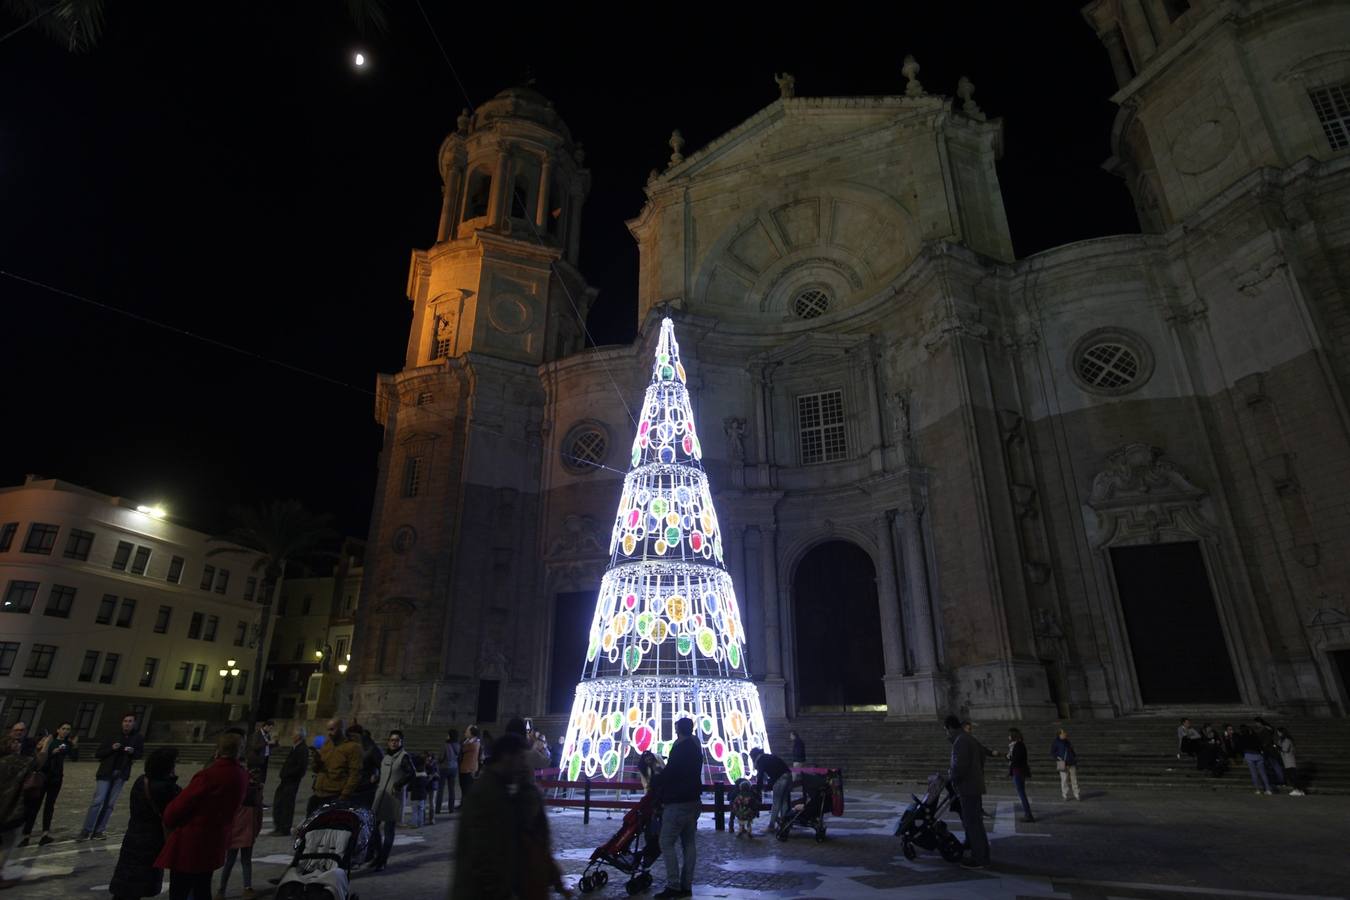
[{"x1": 219, "y1": 658, "x2": 241, "y2": 722}]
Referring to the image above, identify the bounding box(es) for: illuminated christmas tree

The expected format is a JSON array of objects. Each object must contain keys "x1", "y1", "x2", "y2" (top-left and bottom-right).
[{"x1": 559, "y1": 318, "x2": 770, "y2": 784}]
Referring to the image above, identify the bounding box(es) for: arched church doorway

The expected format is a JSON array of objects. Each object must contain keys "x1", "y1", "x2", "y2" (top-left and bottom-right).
[{"x1": 793, "y1": 540, "x2": 886, "y2": 710}]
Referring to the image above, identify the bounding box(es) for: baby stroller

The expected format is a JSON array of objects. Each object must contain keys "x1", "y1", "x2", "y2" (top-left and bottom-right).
[
  {"x1": 275, "y1": 802, "x2": 375, "y2": 900},
  {"x1": 579, "y1": 792, "x2": 662, "y2": 895},
  {"x1": 895, "y1": 773, "x2": 963, "y2": 863},
  {"x1": 775, "y1": 769, "x2": 843, "y2": 842}
]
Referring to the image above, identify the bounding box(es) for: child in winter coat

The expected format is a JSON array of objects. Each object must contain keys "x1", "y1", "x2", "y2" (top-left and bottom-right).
[
  {"x1": 408, "y1": 752, "x2": 429, "y2": 827},
  {"x1": 424, "y1": 751, "x2": 441, "y2": 824},
  {"x1": 730, "y1": 778, "x2": 760, "y2": 837}
]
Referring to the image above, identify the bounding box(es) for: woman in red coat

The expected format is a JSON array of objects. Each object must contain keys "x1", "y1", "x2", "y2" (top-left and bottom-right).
[{"x1": 154, "y1": 732, "x2": 248, "y2": 900}]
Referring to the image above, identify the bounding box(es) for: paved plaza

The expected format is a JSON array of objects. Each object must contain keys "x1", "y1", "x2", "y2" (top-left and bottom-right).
[{"x1": 3, "y1": 762, "x2": 1345, "y2": 899}]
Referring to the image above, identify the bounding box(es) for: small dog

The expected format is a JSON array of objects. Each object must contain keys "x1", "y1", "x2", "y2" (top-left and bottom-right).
[{"x1": 730, "y1": 778, "x2": 760, "y2": 837}]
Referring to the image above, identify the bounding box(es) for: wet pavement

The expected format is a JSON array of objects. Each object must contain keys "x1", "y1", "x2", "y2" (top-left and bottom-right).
[{"x1": 3, "y1": 762, "x2": 1344, "y2": 898}]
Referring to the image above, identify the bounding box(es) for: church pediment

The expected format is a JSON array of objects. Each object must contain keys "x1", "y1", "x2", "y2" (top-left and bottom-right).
[
  {"x1": 655, "y1": 96, "x2": 943, "y2": 185},
  {"x1": 752, "y1": 332, "x2": 864, "y2": 369}
]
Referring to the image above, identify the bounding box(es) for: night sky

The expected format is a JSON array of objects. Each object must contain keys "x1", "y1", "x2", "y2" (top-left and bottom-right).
[{"x1": 0, "y1": 2, "x2": 1139, "y2": 539}]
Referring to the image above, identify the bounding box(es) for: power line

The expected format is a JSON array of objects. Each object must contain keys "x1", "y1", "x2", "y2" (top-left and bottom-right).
[{"x1": 0, "y1": 268, "x2": 633, "y2": 479}]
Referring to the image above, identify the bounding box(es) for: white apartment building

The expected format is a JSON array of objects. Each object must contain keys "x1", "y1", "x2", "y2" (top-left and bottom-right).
[{"x1": 0, "y1": 476, "x2": 266, "y2": 740}]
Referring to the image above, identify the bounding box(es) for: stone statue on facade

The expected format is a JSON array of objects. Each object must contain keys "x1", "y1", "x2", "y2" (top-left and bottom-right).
[
  {"x1": 669, "y1": 130, "x2": 685, "y2": 167},
  {"x1": 774, "y1": 72, "x2": 796, "y2": 99},
  {"x1": 957, "y1": 76, "x2": 986, "y2": 120},
  {"x1": 902, "y1": 55, "x2": 924, "y2": 97},
  {"x1": 888, "y1": 389, "x2": 913, "y2": 456},
  {"x1": 723, "y1": 416, "x2": 747, "y2": 463}
]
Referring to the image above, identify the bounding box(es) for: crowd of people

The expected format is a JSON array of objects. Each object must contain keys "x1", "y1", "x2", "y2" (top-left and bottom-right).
[{"x1": 1175, "y1": 716, "x2": 1306, "y2": 795}]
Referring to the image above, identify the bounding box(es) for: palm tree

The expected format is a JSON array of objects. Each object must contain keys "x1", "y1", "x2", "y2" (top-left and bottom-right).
[{"x1": 210, "y1": 500, "x2": 337, "y2": 734}]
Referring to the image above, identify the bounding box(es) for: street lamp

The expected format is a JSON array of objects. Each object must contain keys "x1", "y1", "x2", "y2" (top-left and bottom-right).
[
  {"x1": 218, "y1": 658, "x2": 240, "y2": 722},
  {"x1": 337, "y1": 651, "x2": 351, "y2": 675}
]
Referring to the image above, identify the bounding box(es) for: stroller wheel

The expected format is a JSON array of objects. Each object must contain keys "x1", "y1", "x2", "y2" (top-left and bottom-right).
[
  {"x1": 595, "y1": 870, "x2": 609, "y2": 887},
  {"x1": 939, "y1": 834, "x2": 964, "y2": 863},
  {"x1": 902, "y1": 841, "x2": 917, "y2": 860},
  {"x1": 580, "y1": 874, "x2": 595, "y2": 893}
]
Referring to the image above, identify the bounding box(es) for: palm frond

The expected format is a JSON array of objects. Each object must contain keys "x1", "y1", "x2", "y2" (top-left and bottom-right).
[{"x1": 2, "y1": 0, "x2": 105, "y2": 52}]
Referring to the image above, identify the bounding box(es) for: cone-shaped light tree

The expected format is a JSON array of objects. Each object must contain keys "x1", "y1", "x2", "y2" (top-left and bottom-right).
[{"x1": 560, "y1": 318, "x2": 770, "y2": 785}]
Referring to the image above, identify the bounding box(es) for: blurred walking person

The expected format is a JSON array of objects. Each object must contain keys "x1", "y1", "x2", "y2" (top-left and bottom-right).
[
  {"x1": 459, "y1": 726, "x2": 481, "y2": 804},
  {"x1": 1006, "y1": 728, "x2": 1035, "y2": 823},
  {"x1": 109, "y1": 748, "x2": 182, "y2": 900}
]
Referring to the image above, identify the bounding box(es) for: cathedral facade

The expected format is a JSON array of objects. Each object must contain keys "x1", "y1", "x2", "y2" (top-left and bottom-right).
[{"x1": 349, "y1": 0, "x2": 1350, "y2": 728}]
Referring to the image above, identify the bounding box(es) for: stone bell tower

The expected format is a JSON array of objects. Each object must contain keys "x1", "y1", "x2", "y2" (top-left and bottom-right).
[{"x1": 350, "y1": 87, "x2": 597, "y2": 728}]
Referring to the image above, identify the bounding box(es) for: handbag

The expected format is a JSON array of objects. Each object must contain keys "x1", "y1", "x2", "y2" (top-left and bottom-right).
[
  {"x1": 1056, "y1": 759, "x2": 1067, "y2": 771},
  {"x1": 142, "y1": 777, "x2": 171, "y2": 839},
  {"x1": 22, "y1": 769, "x2": 46, "y2": 804}
]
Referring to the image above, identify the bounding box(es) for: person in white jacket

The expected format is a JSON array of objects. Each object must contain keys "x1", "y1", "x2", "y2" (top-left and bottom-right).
[{"x1": 1276, "y1": 727, "x2": 1306, "y2": 796}]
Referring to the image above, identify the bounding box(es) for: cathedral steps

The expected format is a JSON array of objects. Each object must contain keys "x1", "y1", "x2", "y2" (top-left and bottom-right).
[{"x1": 765, "y1": 715, "x2": 1350, "y2": 794}]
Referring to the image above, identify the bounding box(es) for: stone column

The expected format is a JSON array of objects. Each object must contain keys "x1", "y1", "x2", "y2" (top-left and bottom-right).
[
  {"x1": 436, "y1": 164, "x2": 464, "y2": 243},
  {"x1": 487, "y1": 150, "x2": 511, "y2": 228},
  {"x1": 743, "y1": 526, "x2": 764, "y2": 678},
  {"x1": 1100, "y1": 28, "x2": 1134, "y2": 88},
  {"x1": 566, "y1": 189, "x2": 584, "y2": 262},
  {"x1": 874, "y1": 513, "x2": 905, "y2": 676},
  {"x1": 758, "y1": 523, "x2": 786, "y2": 718},
  {"x1": 899, "y1": 507, "x2": 937, "y2": 673},
  {"x1": 535, "y1": 156, "x2": 553, "y2": 229}
]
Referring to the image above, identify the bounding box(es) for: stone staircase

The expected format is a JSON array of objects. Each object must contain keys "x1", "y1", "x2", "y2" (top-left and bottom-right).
[
  {"x1": 238, "y1": 713, "x2": 1348, "y2": 795},
  {"x1": 765, "y1": 715, "x2": 1350, "y2": 794}
]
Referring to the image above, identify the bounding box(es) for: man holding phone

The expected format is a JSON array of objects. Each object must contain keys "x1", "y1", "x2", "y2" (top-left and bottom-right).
[{"x1": 77, "y1": 713, "x2": 144, "y2": 840}]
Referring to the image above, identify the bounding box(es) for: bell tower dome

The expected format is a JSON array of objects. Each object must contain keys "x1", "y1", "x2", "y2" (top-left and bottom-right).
[{"x1": 408, "y1": 86, "x2": 596, "y2": 368}]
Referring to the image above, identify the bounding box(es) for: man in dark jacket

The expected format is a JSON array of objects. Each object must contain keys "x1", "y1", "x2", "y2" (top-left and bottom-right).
[
  {"x1": 655, "y1": 717, "x2": 701, "y2": 899},
  {"x1": 247, "y1": 719, "x2": 276, "y2": 785},
  {"x1": 271, "y1": 728, "x2": 310, "y2": 834},
  {"x1": 750, "y1": 748, "x2": 792, "y2": 830},
  {"x1": 77, "y1": 712, "x2": 145, "y2": 840},
  {"x1": 946, "y1": 714, "x2": 989, "y2": 870}
]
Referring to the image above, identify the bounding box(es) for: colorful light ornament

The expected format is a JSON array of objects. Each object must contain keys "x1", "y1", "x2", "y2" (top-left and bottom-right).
[{"x1": 562, "y1": 318, "x2": 770, "y2": 784}]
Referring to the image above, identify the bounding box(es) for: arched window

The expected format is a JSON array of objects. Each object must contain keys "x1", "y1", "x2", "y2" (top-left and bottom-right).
[
  {"x1": 463, "y1": 168, "x2": 492, "y2": 221},
  {"x1": 509, "y1": 158, "x2": 541, "y2": 223}
]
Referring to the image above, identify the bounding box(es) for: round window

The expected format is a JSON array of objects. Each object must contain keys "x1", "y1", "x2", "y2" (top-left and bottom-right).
[
  {"x1": 1070, "y1": 329, "x2": 1153, "y2": 396},
  {"x1": 792, "y1": 288, "x2": 831, "y2": 320},
  {"x1": 562, "y1": 424, "x2": 609, "y2": 473}
]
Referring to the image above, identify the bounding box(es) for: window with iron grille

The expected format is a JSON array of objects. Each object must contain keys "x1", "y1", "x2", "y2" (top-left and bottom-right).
[
  {"x1": 569, "y1": 430, "x2": 607, "y2": 469},
  {"x1": 78, "y1": 650, "x2": 100, "y2": 683},
  {"x1": 403, "y1": 455, "x2": 424, "y2": 498},
  {"x1": 130, "y1": 546, "x2": 151, "y2": 576},
  {"x1": 214, "y1": 569, "x2": 230, "y2": 595},
  {"x1": 99, "y1": 653, "x2": 120, "y2": 685},
  {"x1": 3, "y1": 580, "x2": 38, "y2": 614},
  {"x1": 416, "y1": 391, "x2": 434, "y2": 406},
  {"x1": 140, "y1": 657, "x2": 159, "y2": 688},
  {"x1": 45, "y1": 584, "x2": 76, "y2": 618},
  {"x1": 96, "y1": 594, "x2": 118, "y2": 624},
  {"x1": 203, "y1": 615, "x2": 218, "y2": 642},
  {"x1": 0, "y1": 642, "x2": 18, "y2": 676},
  {"x1": 188, "y1": 612, "x2": 203, "y2": 640},
  {"x1": 64, "y1": 528, "x2": 95, "y2": 561},
  {"x1": 1077, "y1": 342, "x2": 1141, "y2": 390},
  {"x1": 112, "y1": 541, "x2": 133, "y2": 571},
  {"x1": 792, "y1": 288, "x2": 831, "y2": 320},
  {"x1": 797, "y1": 390, "x2": 848, "y2": 465},
  {"x1": 237, "y1": 670, "x2": 249, "y2": 697},
  {"x1": 244, "y1": 577, "x2": 257, "y2": 601},
  {"x1": 154, "y1": 605, "x2": 172, "y2": 634},
  {"x1": 1309, "y1": 83, "x2": 1350, "y2": 151},
  {"x1": 23, "y1": 523, "x2": 58, "y2": 554},
  {"x1": 24, "y1": 644, "x2": 57, "y2": 678},
  {"x1": 174, "y1": 662, "x2": 191, "y2": 690},
  {"x1": 234, "y1": 621, "x2": 247, "y2": 646},
  {"x1": 190, "y1": 663, "x2": 206, "y2": 692},
  {"x1": 116, "y1": 597, "x2": 136, "y2": 628},
  {"x1": 166, "y1": 556, "x2": 184, "y2": 584},
  {"x1": 0, "y1": 523, "x2": 16, "y2": 552},
  {"x1": 199, "y1": 566, "x2": 215, "y2": 591},
  {"x1": 73, "y1": 701, "x2": 100, "y2": 738}
]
